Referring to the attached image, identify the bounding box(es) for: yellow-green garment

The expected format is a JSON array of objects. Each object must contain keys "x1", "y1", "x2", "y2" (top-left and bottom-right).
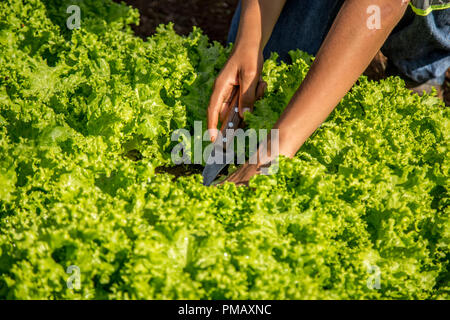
[{"x1": 410, "y1": 0, "x2": 450, "y2": 15}]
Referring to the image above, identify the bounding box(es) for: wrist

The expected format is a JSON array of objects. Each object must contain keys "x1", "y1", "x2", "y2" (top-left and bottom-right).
[
  {"x1": 275, "y1": 125, "x2": 302, "y2": 159},
  {"x1": 230, "y1": 43, "x2": 264, "y2": 70},
  {"x1": 233, "y1": 34, "x2": 264, "y2": 55}
]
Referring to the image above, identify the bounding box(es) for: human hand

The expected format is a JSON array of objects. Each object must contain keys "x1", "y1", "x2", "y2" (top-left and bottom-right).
[
  {"x1": 207, "y1": 45, "x2": 267, "y2": 142},
  {"x1": 221, "y1": 162, "x2": 260, "y2": 187}
]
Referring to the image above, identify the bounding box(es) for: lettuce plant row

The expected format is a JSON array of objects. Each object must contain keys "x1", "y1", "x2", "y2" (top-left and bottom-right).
[{"x1": 0, "y1": 0, "x2": 448, "y2": 299}]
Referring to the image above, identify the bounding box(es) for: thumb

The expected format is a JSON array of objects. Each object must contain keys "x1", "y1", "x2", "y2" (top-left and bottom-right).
[
  {"x1": 238, "y1": 69, "x2": 260, "y2": 118},
  {"x1": 256, "y1": 80, "x2": 267, "y2": 101},
  {"x1": 242, "y1": 80, "x2": 267, "y2": 118}
]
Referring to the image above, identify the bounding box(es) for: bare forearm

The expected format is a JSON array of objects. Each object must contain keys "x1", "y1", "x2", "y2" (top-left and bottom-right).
[
  {"x1": 275, "y1": 0, "x2": 409, "y2": 157},
  {"x1": 235, "y1": 0, "x2": 287, "y2": 51}
]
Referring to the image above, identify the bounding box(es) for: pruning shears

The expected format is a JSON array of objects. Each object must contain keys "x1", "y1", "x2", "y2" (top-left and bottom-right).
[{"x1": 202, "y1": 86, "x2": 243, "y2": 186}]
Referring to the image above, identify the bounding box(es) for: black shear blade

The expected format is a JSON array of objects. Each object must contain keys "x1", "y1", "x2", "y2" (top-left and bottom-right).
[{"x1": 202, "y1": 146, "x2": 232, "y2": 186}]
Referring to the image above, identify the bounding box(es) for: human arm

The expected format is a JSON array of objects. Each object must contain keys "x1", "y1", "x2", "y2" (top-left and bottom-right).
[
  {"x1": 225, "y1": 0, "x2": 411, "y2": 185},
  {"x1": 207, "y1": 0, "x2": 287, "y2": 142}
]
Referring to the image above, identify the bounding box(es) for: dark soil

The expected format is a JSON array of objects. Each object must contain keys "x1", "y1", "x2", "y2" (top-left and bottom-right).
[
  {"x1": 119, "y1": 0, "x2": 449, "y2": 106},
  {"x1": 120, "y1": 0, "x2": 238, "y2": 44},
  {"x1": 155, "y1": 164, "x2": 204, "y2": 180},
  {"x1": 154, "y1": 164, "x2": 231, "y2": 181}
]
